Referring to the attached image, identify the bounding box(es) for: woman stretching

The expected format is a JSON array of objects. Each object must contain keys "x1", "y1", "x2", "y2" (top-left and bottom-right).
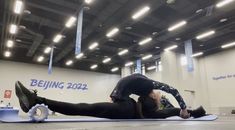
[{"x1": 15, "y1": 74, "x2": 205, "y2": 119}]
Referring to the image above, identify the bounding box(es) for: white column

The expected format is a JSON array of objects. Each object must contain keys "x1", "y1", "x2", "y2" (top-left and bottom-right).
[{"x1": 121, "y1": 66, "x2": 132, "y2": 78}]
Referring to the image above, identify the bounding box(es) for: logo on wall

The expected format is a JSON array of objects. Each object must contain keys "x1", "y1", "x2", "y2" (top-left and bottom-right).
[
  {"x1": 29, "y1": 79, "x2": 88, "y2": 91},
  {"x1": 4, "y1": 90, "x2": 12, "y2": 99}
]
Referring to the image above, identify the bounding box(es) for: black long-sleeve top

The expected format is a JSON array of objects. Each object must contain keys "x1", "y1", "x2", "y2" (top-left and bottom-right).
[{"x1": 110, "y1": 74, "x2": 186, "y2": 109}]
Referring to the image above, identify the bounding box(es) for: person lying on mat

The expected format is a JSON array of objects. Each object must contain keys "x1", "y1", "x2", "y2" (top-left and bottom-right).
[{"x1": 15, "y1": 74, "x2": 205, "y2": 119}]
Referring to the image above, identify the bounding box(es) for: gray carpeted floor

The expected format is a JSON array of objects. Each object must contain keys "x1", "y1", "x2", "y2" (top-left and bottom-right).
[{"x1": 1, "y1": 116, "x2": 235, "y2": 130}]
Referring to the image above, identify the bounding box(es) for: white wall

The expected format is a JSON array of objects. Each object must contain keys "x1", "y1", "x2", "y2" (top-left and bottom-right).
[
  {"x1": 146, "y1": 48, "x2": 235, "y2": 114},
  {"x1": 198, "y1": 48, "x2": 235, "y2": 114},
  {"x1": 0, "y1": 60, "x2": 120, "y2": 114}
]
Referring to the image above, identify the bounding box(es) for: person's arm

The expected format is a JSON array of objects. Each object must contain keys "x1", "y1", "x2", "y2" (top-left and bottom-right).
[{"x1": 152, "y1": 81, "x2": 187, "y2": 109}]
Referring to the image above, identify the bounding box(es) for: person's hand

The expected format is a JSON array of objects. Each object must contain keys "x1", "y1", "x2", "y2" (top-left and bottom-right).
[{"x1": 180, "y1": 109, "x2": 190, "y2": 119}]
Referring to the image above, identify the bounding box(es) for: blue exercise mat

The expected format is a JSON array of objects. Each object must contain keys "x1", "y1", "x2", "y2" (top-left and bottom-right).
[{"x1": 0, "y1": 115, "x2": 218, "y2": 123}]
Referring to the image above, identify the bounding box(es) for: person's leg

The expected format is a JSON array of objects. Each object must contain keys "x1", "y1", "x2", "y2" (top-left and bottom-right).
[
  {"x1": 38, "y1": 97, "x2": 136, "y2": 119},
  {"x1": 15, "y1": 81, "x2": 137, "y2": 119},
  {"x1": 143, "y1": 108, "x2": 181, "y2": 119}
]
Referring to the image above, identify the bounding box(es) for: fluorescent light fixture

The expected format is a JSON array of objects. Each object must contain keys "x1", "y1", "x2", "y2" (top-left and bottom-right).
[
  {"x1": 221, "y1": 41, "x2": 235, "y2": 49},
  {"x1": 164, "y1": 45, "x2": 178, "y2": 51},
  {"x1": 147, "y1": 66, "x2": 156, "y2": 71},
  {"x1": 6, "y1": 40, "x2": 14, "y2": 48},
  {"x1": 9, "y1": 24, "x2": 17, "y2": 34},
  {"x1": 125, "y1": 62, "x2": 133, "y2": 67},
  {"x1": 118, "y1": 49, "x2": 129, "y2": 56},
  {"x1": 75, "y1": 53, "x2": 84, "y2": 59},
  {"x1": 85, "y1": 0, "x2": 94, "y2": 4},
  {"x1": 37, "y1": 56, "x2": 44, "y2": 62},
  {"x1": 44, "y1": 47, "x2": 52, "y2": 54},
  {"x1": 196, "y1": 30, "x2": 215, "y2": 40},
  {"x1": 4, "y1": 51, "x2": 11, "y2": 57},
  {"x1": 65, "y1": 16, "x2": 76, "y2": 28},
  {"x1": 89, "y1": 42, "x2": 99, "y2": 50},
  {"x1": 53, "y1": 34, "x2": 63, "y2": 43},
  {"x1": 90, "y1": 64, "x2": 98, "y2": 69},
  {"x1": 106, "y1": 28, "x2": 119, "y2": 38},
  {"x1": 14, "y1": 0, "x2": 23, "y2": 14},
  {"x1": 66, "y1": 60, "x2": 73, "y2": 66},
  {"x1": 103, "y1": 58, "x2": 111, "y2": 63},
  {"x1": 142, "y1": 54, "x2": 153, "y2": 60},
  {"x1": 138, "y1": 37, "x2": 152, "y2": 45},
  {"x1": 192, "y1": 52, "x2": 204, "y2": 57},
  {"x1": 168, "y1": 20, "x2": 187, "y2": 31},
  {"x1": 111, "y1": 67, "x2": 119, "y2": 72},
  {"x1": 216, "y1": 0, "x2": 234, "y2": 8},
  {"x1": 132, "y1": 6, "x2": 150, "y2": 20}
]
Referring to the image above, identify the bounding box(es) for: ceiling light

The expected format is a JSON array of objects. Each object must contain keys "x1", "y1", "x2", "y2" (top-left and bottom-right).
[
  {"x1": 106, "y1": 28, "x2": 119, "y2": 38},
  {"x1": 125, "y1": 62, "x2": 133, "y2": 67},
  {"x1": 164, "y1": 45, "x2": 178, "y2": 51},
  {"x1": 66, "y1": 60, "x2": 73, "y2": 66},
  {"x1": 142, "y1": 54, "x2": 153, "y2": 60},
  {"x1": 175, "y1": 38, "x2": 181, "y2": 41},
  {"x1": 44, "y1": 47, "x2": 52, "y2": 54},
  {"x1": 138, "y1": 37, "x2": 152, "y2": 45},
  {"x1": 221, "y1": 41, "x2": 235, "y2": 49},
  {"x1": 23, "y1": 10, "x2": 31, "y2": 14},
  {"x1": 220, "y1": 18, "x2": 228, "y2": 23},
  {"x1": 118, "y1": 49, "x2": 129, "y2": 56},
  {"x1": 125, "y1": 26, "x2": 132, "y2": 30},
  {"x1": 6, "y1": 40, "x2": 14, "y2": 48},
  {"x1": 89, "y1": 42, "x2": 99, "y2": 50},
  {"x1": 37, "y1": 56, "x2": 44, "y2": 62},
  {"x1": 216, "y1": 0, "x2": 234, "y2": 8},
  {"x1": 14, "y1": 0, "x2": 23, "y2": 14},
  {"x1": 155, "y1": 46, "x2": 160, "y2": 49},
  {"x1": 75, "y1": 53, "x2": 84, "y2": 59},
  {"x1": 65, "y1": 16, "x2": 76, "y2": 28},
  {"x1": 152, "y1": 32, "x2": 158, "y2": 35},
  {"x1": 9, "y1": 24, "x2": 17, "y2": 34},
  {"x1": 196, "y1": 9, "x2": 203, "y2": 13},
  {"x1": 103, "y1": 58, "x2": 111, "y2": 63},
  {"x1": 16, "y1": 39, "x2": 22, "y2": 42},
  {"x1": 196, "y1": 30, "x2": 215, "y2": 40},
  {"x1": 4, "y1": 51, "x2": 11, "y2": 57},
  {"x1": 168, "y1": 20, "x2": 187, "y2": 31},
  {"x1": 147, "y1": 66, "x2": 156, "y2": 70},
  {"x1": 192, "y1": 52, "x2": 203, "y2": 57},
  {"x1": 132, "y1": 6, "x2": 150, "y2": 20},
  {"x1": 53, "y1": 34, "x2": 63, "y2": 43},
  {"x1": 90, "y1": 64, "x2": 98, "y2": 69},
  {"x1": 84, "y1": 0, "x2": 94, "y2": 4},
  {"x1": 111, "y1": 67, "x2": 119, "y2": 72}
]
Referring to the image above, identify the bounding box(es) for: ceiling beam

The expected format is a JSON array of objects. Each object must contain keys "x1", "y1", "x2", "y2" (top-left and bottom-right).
[
  {"x1": 27, "y1": 1, "x2": 72, "y2": 17},
  {"x1": 22, "y1": 14, "x2": 63, "y2": 30},
  {"x1": 27, "y1": 34, "x2": 44, "y2": 57}
]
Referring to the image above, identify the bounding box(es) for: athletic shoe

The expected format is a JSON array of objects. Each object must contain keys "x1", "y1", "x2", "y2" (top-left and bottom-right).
[
  {"x1": 15, "y1": 81, "x2": 37, "y2": 112},
  {"x1": 191, "y1": 106, "x2": 206, "y2": 118},
  {"x1": 15, "y1": 84, "x2": 29, "y2": 113}
]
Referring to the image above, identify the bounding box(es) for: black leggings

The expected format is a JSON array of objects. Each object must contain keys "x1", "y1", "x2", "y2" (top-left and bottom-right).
[
  {"x1": 38, "y1": 97, "x2": 138, "y2": 119},
  {"x1": 143, "y1": 108, "x2": 181, "y2": 119}
]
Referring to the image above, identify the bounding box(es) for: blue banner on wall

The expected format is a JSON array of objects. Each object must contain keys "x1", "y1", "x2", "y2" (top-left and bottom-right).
[
  {"x1": 135, "y1": 59, "x2": 142, "y2": 74},
  {"x1": 48, "y1": 46, "x2": 54, "y2": 74},
  {"x1": 75, "y1": 8, "x2": 83, "y2": 55},
  {"x1": 184, "y1": 40, "x2": 194, "y2": 72}
]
